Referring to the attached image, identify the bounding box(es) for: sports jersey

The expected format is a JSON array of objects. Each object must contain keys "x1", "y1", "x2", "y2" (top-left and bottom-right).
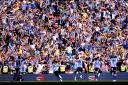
[
  {"x1": 93, "y1": 60, "x2": 101, "y2": 69},
  {"x1": 110, "y1": 57, "x2": 118, "y2": 67},
  {"x1": 52, "y1": 63, "x2": 59, "y2": 72},
  {"x1": 74, "y1": 59, "x2": 83, "y2": 68},
  {"x1": 77, "y1": 59, "x2": 83, "y2": 68}
]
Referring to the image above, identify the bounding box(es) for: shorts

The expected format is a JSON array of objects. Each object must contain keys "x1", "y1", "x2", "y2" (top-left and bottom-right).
[
  {"x1": 54, "y1": 71, "x2": 59, "y2": 77},
  {"x1": 111, "y1": 67, "x2": 117, "y2": 71},
  {"x1": 74, "y1": 67, "x2": 83, "y2": 73},
  {"x1": 95, "y1": 68, "x2": 102, "y2": 73}
]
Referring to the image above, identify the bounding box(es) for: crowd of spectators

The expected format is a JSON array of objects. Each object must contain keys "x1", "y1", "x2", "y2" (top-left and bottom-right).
[{"x1": 0, "y1": 0, "x2": 128, "y2": 74}]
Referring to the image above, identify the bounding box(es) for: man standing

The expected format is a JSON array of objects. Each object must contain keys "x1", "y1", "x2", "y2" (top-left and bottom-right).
[
  {"x1": 93, "y1": 58, "x2": 102, "y2": 79},
  {"x1": 74, "y1": 55, "x2": 83, "y2": 81},
  {"x1": 52, "y1": 61, "x2": 63, "y2": 82},
  {"x1": 110, "y1": 52, "x2": 118, "y2": 73},
  {"x1": 13, "y1": 70, "x2": 24, "y2": 81},
  {"x1": 13, "y1": 70, "x2": 18, "y2": 81}
]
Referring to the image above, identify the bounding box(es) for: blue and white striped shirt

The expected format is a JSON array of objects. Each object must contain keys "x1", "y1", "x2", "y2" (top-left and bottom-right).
[
  {"x1": 74, "y1": 59, "x2": 83, "y2": 68},
  {"x1": 52, "y1": 64, "x2": 59, "y2": 72},
  {"x1": 93, "y1": 60, "x2": 101, "y2": 69},
  {"x1": 110, "y1": 58, "x2": 118, "y2": 67}
]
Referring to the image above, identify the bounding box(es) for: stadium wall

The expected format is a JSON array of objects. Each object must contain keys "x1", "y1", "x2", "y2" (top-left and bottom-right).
[{"x1": 0, "y1": 72, "x2": 128, "y2": 81}]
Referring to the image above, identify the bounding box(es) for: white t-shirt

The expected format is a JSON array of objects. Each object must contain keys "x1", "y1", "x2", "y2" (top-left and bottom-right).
[
  {"x1": 53, "y1": 35, "x2": 57, "y2": 40},
  {"x1": 61, "y1": 29, "x2": 66, "y2": 35},
  {"x1": 49, "y1": 65, "x2": 53, "y2": 73},
  {"x1": 36, "y1": 64, "x2": 44, "y2": 74},
  {"x1": 81, "y1": 42, "x2": 85, "y2": 47},
  {"x1": 30, "y1": 44, "x2": 35, "y2": 49},
  {"x1": 67, "y1": 46, "x2": 72, "y2": 53},
  {"x1": 95, "y1": 26, "x2": 100, "y2": 31}
]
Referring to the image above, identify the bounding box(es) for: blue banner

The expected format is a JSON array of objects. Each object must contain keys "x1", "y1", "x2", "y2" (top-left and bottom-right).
[{"x1": 0, "y1": 72, "x2": 128, "y2": 81}]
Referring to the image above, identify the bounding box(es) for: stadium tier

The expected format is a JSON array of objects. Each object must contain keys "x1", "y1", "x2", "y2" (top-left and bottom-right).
[{"x1": 0, "y1": 0, "x2": 128, "y2": 82}]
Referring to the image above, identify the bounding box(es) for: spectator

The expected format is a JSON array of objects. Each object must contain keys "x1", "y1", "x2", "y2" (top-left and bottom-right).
[{"x1": 0, "y1": 0, "x2": 128, "y2": 75}]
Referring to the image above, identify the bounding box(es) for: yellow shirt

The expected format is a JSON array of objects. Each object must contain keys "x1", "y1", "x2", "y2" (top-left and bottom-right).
[
  {"x1": 13, "y1": 37, "x2": 16, "y2": 43},
  {"x1": 89, "y1": 65, "x2": 94, "y2": 72},
  {"x1": 55, "y1": 49, "x2": 60, "y2": 56},
  {"x1": 18, "y1": 46, "x2": 23, "y2": 54},
  {"x1": 28, "y1": 66, "x2": 33, "y2": 73},
  {"x1": 110, "y1": 47, "x2": 114, "y2": 52},
  {"x1": 3, "y1": 66, "x2": 8, "y2": 73},
  {"x1": 121, "y1": 65, "x2": 126, "y2": 72},
  {"x1": 60, "y1": 65, "x2": 66, "y2": 72},
  {"x1": 82, "y1": 12, "x2": 88, "y2": 19},
  {"x1": 15, "y1": 2, "x2": 20, "y2": 11},
  {"x1": 18, "y1": 49, "x2": 22, "y2": 55},
  {"x1": 120, "y1": 46, "x2": 125, "y2": 53}
]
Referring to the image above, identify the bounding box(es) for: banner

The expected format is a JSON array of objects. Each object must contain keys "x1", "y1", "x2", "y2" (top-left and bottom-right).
[{"x1": 0, "y1": 72, "x2": 128, "y2": 81}]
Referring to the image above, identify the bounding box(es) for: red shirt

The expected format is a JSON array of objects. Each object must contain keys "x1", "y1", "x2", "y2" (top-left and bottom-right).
[{"x1": 40, "y1": 73, "x2": 44, "y2": 80}]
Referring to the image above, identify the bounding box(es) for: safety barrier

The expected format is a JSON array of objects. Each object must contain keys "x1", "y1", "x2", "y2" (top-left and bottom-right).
[{"x1": 0, "y1": 72, "x2": 128, "y2": 81}]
